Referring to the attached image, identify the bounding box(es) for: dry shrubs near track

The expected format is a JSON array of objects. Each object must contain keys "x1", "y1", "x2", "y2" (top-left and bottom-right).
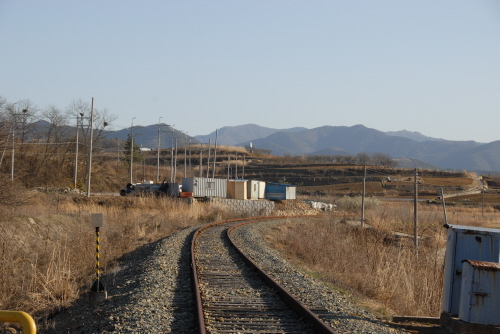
[
  {"x1": 266, "y1": 199, "x2": 500, "y2": 318},
  {"x1": 0, "y1": 190, "x2": 238, "y2": 318}
]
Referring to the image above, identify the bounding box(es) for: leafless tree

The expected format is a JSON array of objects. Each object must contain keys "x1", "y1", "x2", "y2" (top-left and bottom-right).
[
  {"x1": 371, "y1": 152, "x2": 397, "y2": 167},
  {"x1": 66, "y1": 99, "x2": 117, "y2": 155},
  {"x1": 4, "y1": 99, "x2": 38, "y2": 144},
  {"x1": 356, "y1": 152, "x2": 370, "y2": 165}
]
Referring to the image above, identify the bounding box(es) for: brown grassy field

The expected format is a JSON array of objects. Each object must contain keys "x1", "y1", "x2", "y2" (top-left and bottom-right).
[
  {"x1": 1, "y1": 154, "x2": 498, "y2": 325},
  {"x1": 266, "y1": 196, "x2": 500, "y2": 318},
  {"x1": 0, "y1": 185, "x2": 240, "y2": 318}
]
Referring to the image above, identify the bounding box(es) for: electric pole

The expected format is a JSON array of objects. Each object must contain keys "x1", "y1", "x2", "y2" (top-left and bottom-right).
[
  {"x1": 414, "y1": 168, "x2": 418, "y2": 249},
  {"x1": 86, "y1": 98, "x2": 94, "y2": 197},
  {"x1": 156, "y1": 117, "x2": 162, "y2": 183},
  {"x1": 361, "y1": 165, "x2": 366, "y2": 227}
]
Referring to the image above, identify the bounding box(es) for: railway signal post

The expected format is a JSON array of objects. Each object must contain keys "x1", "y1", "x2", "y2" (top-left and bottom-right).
[{"x1": 89, "y1": 213, "x2": 107, "y2": 306}]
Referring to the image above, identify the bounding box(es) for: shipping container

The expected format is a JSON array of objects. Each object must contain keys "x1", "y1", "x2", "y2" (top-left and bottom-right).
[
  {"x1": 247, "y1": 180, "x2": 260, "y2": 200},
  {"x1": 459, "y1": 260, "x2": 500, "y2": 325},
  {"x1": 227, "y1": 180, "x2": 247, "y2": 200},
  {"x1": 264, "y1": 183, "x2": 296, "y2": 200},
  {"x1": 182, "y1": 177, "x2": 227, "y2": 198},
  {"x1": 442, "y1": 224, "x2": 500, "y2": 316}
]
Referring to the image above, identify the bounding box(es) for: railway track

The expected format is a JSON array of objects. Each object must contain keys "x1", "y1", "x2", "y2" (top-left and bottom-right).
[{"x1": 192, "y1": 217, "x2": 336, "y2": 334}]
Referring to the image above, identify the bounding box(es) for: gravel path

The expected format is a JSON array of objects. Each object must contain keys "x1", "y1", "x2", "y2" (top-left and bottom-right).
[{"x1": 36, "y1": 218, "x2": 426, "y2": 333}]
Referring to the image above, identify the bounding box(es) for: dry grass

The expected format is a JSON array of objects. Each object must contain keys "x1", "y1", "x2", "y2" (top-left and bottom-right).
[
  {"x1": 0, "y1": 190, "x2": 239, "y2": 318},
  {"x1": 266, "y1": 200, "x2": 500, "y2": 318}
]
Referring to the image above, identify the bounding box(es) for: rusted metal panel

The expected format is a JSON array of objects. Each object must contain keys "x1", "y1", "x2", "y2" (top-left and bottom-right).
[
  {"x1": 459, "y1": 260, "x2": 500, "y2": 326},
  {"x1": 442, "y1": 224, "x2": 500, "y2": 316},
  {"x1": 182, "y1": 177, "x2": 227, "y2": 198}
]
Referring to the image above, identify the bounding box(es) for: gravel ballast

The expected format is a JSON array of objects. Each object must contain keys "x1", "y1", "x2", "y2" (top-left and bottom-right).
[{"x1": 36, "y1": 218, "x2": 430, "y2": 333}]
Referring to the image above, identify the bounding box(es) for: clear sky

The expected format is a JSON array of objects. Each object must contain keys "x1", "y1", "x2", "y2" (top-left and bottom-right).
[{"x1": 1, "y1": 1, "x2": 500, "y2": 142}]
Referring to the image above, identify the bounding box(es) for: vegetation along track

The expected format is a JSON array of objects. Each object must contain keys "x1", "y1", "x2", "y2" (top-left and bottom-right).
[{"x1": 192, "y1": 216, "x2": 336, "y2": 334}]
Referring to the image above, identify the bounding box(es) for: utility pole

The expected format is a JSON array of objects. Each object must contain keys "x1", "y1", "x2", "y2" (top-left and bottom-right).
[
  {"x1": 212, "y1": 129, "x2": 218, "y2": 178},
  {"x1": 441, "y1": 187, "x2": 448, "y2": 225},
  {"x1": 129, "y1": 117, "x2": 135, "y2": 184},
  {"x1": 86, "y1": 98, "x2": 94, "y2": 197},
  {"x1": 170, "y1": 133, "x2": 174, "y2": 182},
  {"x1": 414, "y1": 168, "x2": 418, "y2": 249},
  {"x1": 482, "y1": 185, "x2": 485, "y2": 216},
  {"x1": 242, "y1": 155, "x2": 245, "y2": 179},
  {"x1": 206, "y1": 138, "x2": 211, "y2": 178},
  {"x1": 74, "y1": 113, "x2": 80, "y2": 188},
  {"x1": 11, "y1": 126, "x2": 14, "y2": 182},
  {"x1": 235, "y1": 154, "x2": 238, "y2": 179},
  {"x1": 199, "y1": 140, "x2": 203, "y2": 178},
  {"x1": 156, "y1": 117, "x2": 162, "y2": 183},
  {"x1": 189, "y1": 138, "x2": 192, "y2": 169},
  {"x1": 174, "y1": 137, "x2": 178, "y2": 182},
  {"x1": 227, "y1": 153, "x2": 230, "y2": 180},
  {"x1": 361, "y1": 165, "x2": 366, "y2": 227},
  {"x1": 10, "y1": 105, "x2": 28, "y2": 182},
  {"x1": 184, "y1": 134, "x2": 187, "y2": 178}
]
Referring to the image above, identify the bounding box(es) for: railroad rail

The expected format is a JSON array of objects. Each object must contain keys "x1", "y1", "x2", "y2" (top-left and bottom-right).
[{"x1": 191, "y1": 216, "x2": 336, "y2": 334}]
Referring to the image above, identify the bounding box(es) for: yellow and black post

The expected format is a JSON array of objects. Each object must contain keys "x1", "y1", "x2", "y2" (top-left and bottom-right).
[{"x1": 89, "y1": 213, "x2": 107, "y2": 306}]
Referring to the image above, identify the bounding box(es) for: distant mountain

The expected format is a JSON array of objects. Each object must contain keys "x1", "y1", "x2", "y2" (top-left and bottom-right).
[
  {"x1": 195, "y1": 124, "x2": 307, "y2": 146},
  {"x1": 245, "y1": 124, "x2": 497, "y2": 171},
  {"x1": 104, "y1": 123, "x2": 195, "y2": 149},
  {"x1": 385, "y1": 129, "x2": 444, "y2": 142},
  {"x1": 103, "y1": 122, "x2": 500, "y2": 172}
]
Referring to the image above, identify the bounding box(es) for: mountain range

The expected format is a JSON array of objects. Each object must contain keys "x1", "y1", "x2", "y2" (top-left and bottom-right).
[{"x1": 105, "y1": 123, "x2": 500, "y2": 173}]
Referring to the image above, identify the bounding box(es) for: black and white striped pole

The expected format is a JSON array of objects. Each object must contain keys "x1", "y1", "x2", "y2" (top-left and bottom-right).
[{"x1": 89, "y1": 213, "x2": 107, "y2": 306}]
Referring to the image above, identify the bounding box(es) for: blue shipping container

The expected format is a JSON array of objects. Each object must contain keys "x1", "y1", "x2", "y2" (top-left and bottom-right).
[{"x1": 264, "y1": 183, "x2": 296, "y2": 200}]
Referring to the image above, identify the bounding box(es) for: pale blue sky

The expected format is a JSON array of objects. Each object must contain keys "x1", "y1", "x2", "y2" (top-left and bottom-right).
[{"x1": 1, "y1": 1, "x2": 499, "y2": 142}]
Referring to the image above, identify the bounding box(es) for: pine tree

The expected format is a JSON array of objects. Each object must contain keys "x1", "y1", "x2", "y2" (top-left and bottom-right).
[{"x1": 122, "y1": 134, "x2": 143, "y2": 165}]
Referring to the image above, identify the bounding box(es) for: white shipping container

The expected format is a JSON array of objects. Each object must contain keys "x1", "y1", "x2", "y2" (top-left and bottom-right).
[{"x1": 182, "y1": 177, "x2": 227, "y2": 198}]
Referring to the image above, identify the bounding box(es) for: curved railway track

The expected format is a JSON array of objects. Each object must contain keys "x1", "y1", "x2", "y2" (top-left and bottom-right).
[{"x1": 191, "y1": 216, "x2": 336, "y2": 334}]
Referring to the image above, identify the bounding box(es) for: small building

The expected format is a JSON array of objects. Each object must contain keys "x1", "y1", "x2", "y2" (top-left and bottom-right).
[
  {"x1": 227, "y1": 180, "x2": 247, "y2": 200},
  {"x1": 442, "y1": 224, "x2": 500, "y2": 317},
  {"x1": 246, "y1": 180, "x2": 260, "y2": 200},
  {"x1": 264, "y1": 183, "x2": 296, "y2": 200},
  {"x1": 182, "y1": 177, "x2": 227, "y2": 198}
]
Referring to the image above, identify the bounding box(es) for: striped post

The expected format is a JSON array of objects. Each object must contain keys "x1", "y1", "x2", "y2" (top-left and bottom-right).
[
  {"x1": 89, "y1": 213, "x2": 106, "y2": 304},
  {"x1": 95, "y1": 226, "x2": 100, "y2": 286}
]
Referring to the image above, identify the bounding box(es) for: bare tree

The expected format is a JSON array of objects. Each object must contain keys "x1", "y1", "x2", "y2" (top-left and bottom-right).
[
  {"x1": 371, "y1": 152, "x2": 397, "y2": 167},
  {"x1": 4, "y1": 99, "x2": 38, "y2": 144},
  {"x1": 66, "y1": 99, "x2": 117, "y2": 154},
  {"x1": 356, "y1": 152, "x2": 370, "y2": 165}
]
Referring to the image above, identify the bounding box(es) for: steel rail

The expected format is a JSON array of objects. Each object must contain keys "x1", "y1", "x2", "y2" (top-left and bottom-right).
[
  {"x1": 191, "y1": 217, "x2": 258, "y2": 334},
  {"x1": 191, "y1": 215, "x2": 336, "y2": 334}
]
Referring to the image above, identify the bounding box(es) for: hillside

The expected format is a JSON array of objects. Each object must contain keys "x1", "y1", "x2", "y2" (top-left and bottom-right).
[
  {"x1": 244, "y1": 125, "x2": 496, "y2": 171},
  {"x1": 195, "y1": 124, "x2": 307, "y2": 146},
  {"x1": 100, "y1": 123, "x2": 500, "y2": 172}
]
